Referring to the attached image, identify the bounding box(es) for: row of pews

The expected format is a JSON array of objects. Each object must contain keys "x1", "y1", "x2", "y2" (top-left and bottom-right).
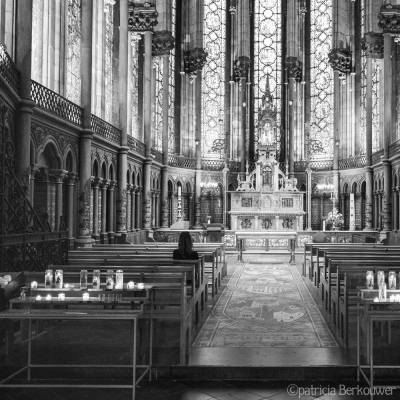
[
  {"x1": 304, "y1": 241, "x2": 400, "y2": 346},
  {"x1": 51, "y1": 242, "x2": 226, "y2": 365}
]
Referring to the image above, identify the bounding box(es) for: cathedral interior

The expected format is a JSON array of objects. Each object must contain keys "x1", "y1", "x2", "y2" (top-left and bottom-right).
[{"x1": 1, "y1": 0, "x2": 400, "y2": 399}]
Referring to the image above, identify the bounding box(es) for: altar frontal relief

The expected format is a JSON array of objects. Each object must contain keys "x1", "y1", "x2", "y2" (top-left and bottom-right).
[{"x1": 193, "y1": 257, "x2": 337, "y2": 348}]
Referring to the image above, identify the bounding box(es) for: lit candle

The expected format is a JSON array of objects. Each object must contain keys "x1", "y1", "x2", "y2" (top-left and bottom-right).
[
  {"x1": 127, "y1": 281, "x2": 135, "y2": 290},
  {"x1": 58, "y1": 293, "x2": 65, "y2": 301},
  {"x1": 31, "y1": 281, "x2": 38, "y2": 289},
  {"x1": 374, "y1": 297, "x2": 379, "y2": 302},
  {"x1": 396, "y1": 294, "x2": 400, "y2": 302},
  {"x1": 45, "y1": 294, "x2": 52, "y2": 301},
  {"x1": 82, "y1": 293, "x2": 89, "y2": 301},
  {"x1": 36, "y1": 295, "x2": 42, "y2": 301},
  {"x1": 390, "y1": 295, "x2": 395, "y2": 302},
  {"x1": 137, "y1": 283, "x2": 145, "y2": 290},
  {"x1": 64, "y1": 284, "x2": 69, "y2": 289}
]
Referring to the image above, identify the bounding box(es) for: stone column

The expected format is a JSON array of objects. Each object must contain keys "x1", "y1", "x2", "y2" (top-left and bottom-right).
[
  {"x1": 135, "y1": 188, "x2": 142, "y2": 230},
  {"x1": 67, "y1": 173, "x2": 77, "y2": 240},
  {"x1": 100, "y1": 179, "x2": 109, "y2": 243},
  {"x1": 29, "y1": 165, "x2": 40, "y2": 206},
  {"x1": 14, "y1": 0, "x2": 35, "y2": 185},
  {"x1": 76, "y1": 0, "x2": 95, "y2": 247},
  {"x1": 184, "y1": 48, "x2": 207, "y2": 229},
  {"x1": 51, "y1": 170, "x2": 68, "y2": 231},
  {"x1": 153, "y1": 31, "x2": 174, "y2": 229},
  {"x1": 392, "y1": 187, "x2": 398, "y2": 231},
  {"x1": 92, "y1": 178, "x2": 101, "y2": 241},
  {"x1": 117, "y1": 0, "x2": 129, "y2": 234},
  {"x1": 306, "y1": 167, "x2": 312, "y2": 231},
  {"x1": 107, "y1": 181, "x2": 116, "y2": 242},
  {"x1": 130, "y1": 185, "x2": 136, "y2": 231},
  {"x1": 128, "y1": 4, "x2": 158, "y2": 231},
  {"x1": 285, "y1": 57, "x2": 302, "y2": 179},
  {"x1": 362, "y1": 32, "x2": 383, "y2": 230}
]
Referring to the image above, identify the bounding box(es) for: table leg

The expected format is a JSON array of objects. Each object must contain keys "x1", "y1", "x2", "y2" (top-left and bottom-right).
[
  {"x1": 132, "y1": 318, "x2": 137, "y2": 400},
  {"x1": 28, "y1": 319, "x2": 32, "y2": 381},
  {"x1": 369, "y1": 318, "x2": 373, "y2": 400}
]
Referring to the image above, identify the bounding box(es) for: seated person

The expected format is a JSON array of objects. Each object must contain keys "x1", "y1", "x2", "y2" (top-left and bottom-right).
[{"x1": 173, "y1": 231, "x2": 198, "y2": 260}]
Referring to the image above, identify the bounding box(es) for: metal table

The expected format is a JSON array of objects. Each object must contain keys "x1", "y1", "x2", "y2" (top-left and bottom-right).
[{"x1": 0, "y1": 306, "x2": 151, "y2": 400}]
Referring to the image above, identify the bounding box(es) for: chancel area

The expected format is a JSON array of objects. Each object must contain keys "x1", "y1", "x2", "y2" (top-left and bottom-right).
[{"x1": 1, "y1": 1, "x2": 400, "y2": 399}]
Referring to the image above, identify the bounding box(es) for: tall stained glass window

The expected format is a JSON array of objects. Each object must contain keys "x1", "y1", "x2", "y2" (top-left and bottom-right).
[
  {"x1": 360, "y1": 0, "x2": 366, "y2": 154},
  {"x1": 104, "y1": 3, "x2": 114, "y2": 123},
  {"x1": 66, "y1": 0, "x2": 81, "y2": 105},
  {"x1": 131, "y1": 34, "x2": 140, "y2": 138},
  {"x1": 153, "y1": 58, "x2": 163, "y2": 151},
  {"x1": 310, "y1": 0, "x2": 333, "y2": 159},
  {"x1": 254, "y1": 0, "x2": 281, "y2": 153},
  {"x1": 202, "y1": 0, "x2": 225, "y2": 159},
  {"x1": 169, "y1": 0, "x2": 176, "y2": 153},
  {"x1": 371, "y1": 59, "x2": 381, "y2": 152}
]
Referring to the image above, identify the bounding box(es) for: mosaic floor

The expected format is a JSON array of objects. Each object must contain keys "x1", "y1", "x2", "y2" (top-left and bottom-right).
[{"x1": 193, "y1": 255, "x2": 337, "y2": 348}]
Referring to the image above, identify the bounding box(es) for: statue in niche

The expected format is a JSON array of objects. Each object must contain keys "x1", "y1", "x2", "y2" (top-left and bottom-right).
[{"x1": 262, "y1": 165, "x2": 273, "y2": 191}]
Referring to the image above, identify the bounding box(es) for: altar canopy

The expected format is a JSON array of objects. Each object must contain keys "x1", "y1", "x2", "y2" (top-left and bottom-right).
[{"x1": 230, "y1": 144, "x2": 305, "y2": 231}]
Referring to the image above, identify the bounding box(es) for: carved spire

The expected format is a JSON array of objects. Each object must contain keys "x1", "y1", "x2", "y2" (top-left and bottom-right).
[
  {"x1": 284, "y1": 56, "x2": 302, "y2": 81},
  {"x1": 233, "y1": 56, "x2": 251, "y2": 80},
  {"x1": 152, "y1": 30, "x2": 175, "y2": 56},
  {"x1": 378, "y1": 4, "x2": 400, "y2": 35},
  {"x1": 128, "y1": 2, "x2": 158, "y2": 32},
  {"x1": 362, "y1": 32, "x2": 384, "y2": 59}
]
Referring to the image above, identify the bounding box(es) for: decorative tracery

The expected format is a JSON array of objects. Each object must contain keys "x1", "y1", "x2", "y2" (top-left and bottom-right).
[
  {"x1": 66, "y1": 0, "x2": 81, "y2": 105},
  {"x1": 254, "y1": 0, "x2": 282, "y2": 154},
  {"x1": 310, "y1": 0, "x2": 334, "y2": 159},
  {"x1": 202, "y1": 0, "x2": 226, "y2": 159}
]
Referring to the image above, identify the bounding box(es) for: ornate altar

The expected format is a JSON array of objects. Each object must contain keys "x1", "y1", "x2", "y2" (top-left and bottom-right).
[{"x1": 229, "y1": 144, "x2": 305, "y2": 231}]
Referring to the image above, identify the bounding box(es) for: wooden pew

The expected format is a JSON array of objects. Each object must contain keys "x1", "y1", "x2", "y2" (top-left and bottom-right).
[{"x1": 85, "y1": 244, "x2": 224, "y2": 297}]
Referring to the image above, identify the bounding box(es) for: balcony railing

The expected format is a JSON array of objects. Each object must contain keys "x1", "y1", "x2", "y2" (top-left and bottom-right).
[
  {"x1": 91, "y1": 115, "x2": 121, "y2": 145},
  {"x1": 0, "y1": 42, "x2": 20, "y2": 94},
  {"x1": 127, "y1": 135, "x2": 145, "y2": 156},
  {"x1": 294, "y1": 159, "x2": 333, "y2": 172},
  {"x1": 389, "y1": 140, "x2": 400, "y2": 159},
  {"x1": 371, "y1": 149, "x2": 384, "y2": 165},
  {"x1": 31, "y1": 80, "x2": 83, "y2": 126},
  {"x1": 168, "y1": 154, "x2": 196, "y2": 169},
  {"x1": 339, "y1": 155, "x2": 366, "y2": 169},
  {"x1": 151, "y1": 148, "x2": 163, "y2": 164}
]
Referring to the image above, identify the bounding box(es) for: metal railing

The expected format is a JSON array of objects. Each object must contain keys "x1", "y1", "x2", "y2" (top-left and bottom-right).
[
  {"x1": 168, "y1": 154, "x2": 196, "y2": 169},
  {"x1": 0, "y1": 42, "x2": 20, "y2": 94},
  {"x1": 127, "y1": 135, "x2": 146, "y2": 156},
  {"x1": 339, "y1": 155, "x2": 366, "y2": 169},
  {"x1": 31, "y1": 80, "x2": 83, "y2": 126},
  {"x1": 91, "y1": 114, "x2": 121, "y2": 145},
  {"x1": 294, "y1": 159, "x2": 333, "y2": 172}
]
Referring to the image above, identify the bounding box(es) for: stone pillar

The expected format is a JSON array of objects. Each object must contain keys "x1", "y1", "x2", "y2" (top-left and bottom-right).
[
  {"x1": 14, "y1": 0, "x2": 35, "y2": 185},
  {"x1": 67, "y1": 173, "x2": 77, "y2": 240},
  {"x1": 100, "y1": 179, "x2": 109, "y2": 243},
  {"x1": 51, "y1": 170, "x2": 68, "y2": 231},
  {"x1": 183, "y1": 47, "x2": 207, "y2": 229},
  {"x1": 306, "y1": 167, "x2": 312, "y2": 231},
  {"x1": 285, "y1": 57, "x2": 302, "y2": 179},
  {"x1": 130, "y1": 186, "x2": 136, "y2": 231},
  {"x1": 128, "y1": 4, "x2": 158, "y2": 231},
  {"x1": 126, "y1": 184, "x2": 131, "y2": 231},
  {"x1": 135, "y1": 188, "x2": 142, "y2": 230},
  {"x1": 362, "y1": 32, "x2": 383, "y2": 230},
  {"x1": 116, "y1": 0, "x2": 129, "y2": 234},
  {"x1": 92, "y1": 178, "x2": 101, "y2": 241},
  {"x1": 108, "y1": 181, "x2": 116, "y2": 242},
  {"x1": 153, "y1": 31, "x2": 174, "y2": 229},
  {"x1": 76, "y1": 0, "x2": 95, "y2": 247},
  {"x1": 392, "y1": 187, "x2": 398, "y2": 231}
]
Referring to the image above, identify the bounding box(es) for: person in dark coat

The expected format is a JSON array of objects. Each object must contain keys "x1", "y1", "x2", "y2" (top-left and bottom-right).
[{"x1": 173, "y1": 231, "x2": 199, "y2": 260}]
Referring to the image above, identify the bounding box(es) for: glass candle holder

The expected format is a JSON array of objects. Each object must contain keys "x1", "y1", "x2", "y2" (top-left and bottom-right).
[
  {"x1": 45, "y1": 270, "x2": 53, "y2": 288},
  {"x1": 127, "y1": 281, "x2": 135, "y2": 290},
  {"x1": 388, "y1": 272, "x2": 396, "y2": 290},
  {"x1": 137, "y1": 283, "x2": 145, "y2": 290},
  {"x1": 55, "y1": 269, "x2": 63, "y2": 289},
  {"x1": 366, "y1": 271, "x2": 374, "y2": 289},
  {"x1": 45, "y1": 294, "x2": 52, "y2": 301},
  {"x1": 92, "y1": 270, "x2": 101, "y2": 289},
  {"x1": 36, "y1": 295, "x2": 42, "y2": 301},
  {"x1": 82, "y1": 293, "x2": 89, "y2": 301},
  {"x1": 58, "y1": 293, "x2": 65, "y2": 301},
  {"x1": 80, "y1": 270, "x2": 88, "y2": 289},
  {"x1": 115, "y1": 270, "x2": 123, "y2": 289},
  {"x1": 31, "y1": 281, "x2": 38, "y2": 289},
  {"x1": 106, "y1": 270, "x2": 114, "y2": 289}
]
